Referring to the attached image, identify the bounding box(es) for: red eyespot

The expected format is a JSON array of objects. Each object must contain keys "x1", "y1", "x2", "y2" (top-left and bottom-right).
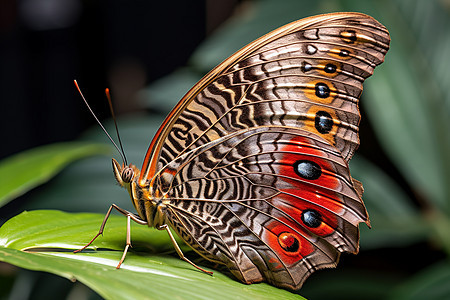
[{"x1": 278, "y1": 232, "x2": 300, "y2": 255}]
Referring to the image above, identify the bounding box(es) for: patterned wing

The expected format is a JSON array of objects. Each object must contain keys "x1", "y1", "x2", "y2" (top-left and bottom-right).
[
  {"x1": 156, "y1": 126, "x2": 368, "y2": 289},
  {"x1": 140, "y1": 12, "x2": 390, "y2": 182},
  {"x1": 139, "y1": 12, "x2": 389, "y2": 290}
]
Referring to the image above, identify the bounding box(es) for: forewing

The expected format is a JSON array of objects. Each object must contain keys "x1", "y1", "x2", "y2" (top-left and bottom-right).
[{"x1": 140, "y1": 12, "x2": 390, "y2": 181}]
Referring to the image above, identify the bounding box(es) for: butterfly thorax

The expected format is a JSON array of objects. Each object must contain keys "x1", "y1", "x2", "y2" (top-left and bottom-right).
[{"x1": 112, "y1": 158, "x2": 168, "y2": 228}]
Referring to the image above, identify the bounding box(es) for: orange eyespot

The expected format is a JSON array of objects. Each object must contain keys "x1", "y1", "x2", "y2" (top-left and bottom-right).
[
  {"x1": 328, "y1": 48, "x2": 353, "y2": 60},
  {"x1": 303, "y1": 79, "x2": 337, "y2": 104},
  {"x1": 317, "y1": 60, "x2": 341, "y2": 78},
  {"x1": 340, "y1": 30, "x2": 357, "y2": 44},
  {"x1": 303, "y1": 106, "x2": 338, "y2": 146}
]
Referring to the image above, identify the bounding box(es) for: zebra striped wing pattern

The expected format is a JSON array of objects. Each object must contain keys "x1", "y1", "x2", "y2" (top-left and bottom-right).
[{"x1": 135, "y1": 12, "x2": 389, "y2": 290}]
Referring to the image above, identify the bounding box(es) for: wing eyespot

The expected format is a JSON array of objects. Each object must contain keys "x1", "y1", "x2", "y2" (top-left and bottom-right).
[
  {"x1": 314, "y1": 111, "x2": 334, "y2": 134},
  {"x1": 324, "y1": 63, "x2": 337, "y2": 74},
  {"x1": 315, "y1": 82, "x2": 330, "y2": 98},
  {"x1": 301, "y1": 209, "x2": 323, "y2": 228},
  {"x1": 339, "y1": 49, "x2": 350, "y2": 57},
  {"x1": 305, "y1": 44, "x2": 318, "y2": 55},
  {"x1": 293, "y1": 160, "x2": 322, "y2": 180},
  {"x1": 278, "y1": 232, "x2": 300, "y2": 254},
  {"x1": 328, "y1": 48, "x2": 352, "y2": 60},
  {"x1": 301, "y1": 61, "x2": 313, "y2": 72},
  {"x1": 340, "y1": 30, "x2": 357, "y2": 44}
]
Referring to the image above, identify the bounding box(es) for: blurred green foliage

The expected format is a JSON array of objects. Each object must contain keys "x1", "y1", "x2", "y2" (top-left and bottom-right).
[
  {"x1": 1, "y1": 0, "x2": 450, "y2": 299},
  {"x1": 0, "y1": 143, "x2": 110, "y2": 207}
]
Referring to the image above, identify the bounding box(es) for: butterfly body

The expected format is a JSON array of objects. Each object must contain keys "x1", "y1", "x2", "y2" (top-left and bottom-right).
[{"x1": 108, "y1": 12, "x2": 389, "y2": 290}]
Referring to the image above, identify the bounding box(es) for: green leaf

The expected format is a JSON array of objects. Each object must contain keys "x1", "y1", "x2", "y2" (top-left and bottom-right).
[
  {"x1": 25, "y1": 114, "x2": 164, "y2": 213},
  {"x1": 140, "y1": 68, "x2": 202, "y2": 112},
  {"x1": 349, "y1": 156, "x2": 428, "y2": 249},
  {"x1": 0, "y1": 210, "x2": 304, "y2": 300},
  {"x1": 0, "y1": 143, "x2": 110, "y2": 208},
  {"x1": 190, "y1": 0, "x2": 323, "y2": 72},
  {"x1": 388, "y1": 261, "x2": 450, "y2": 300},
  {"x1": 363, "y1": 0, "x2": 450, "y2": 210},
  {"x1": 142, "y1": 0, "x2": 326, "y2": 113}
]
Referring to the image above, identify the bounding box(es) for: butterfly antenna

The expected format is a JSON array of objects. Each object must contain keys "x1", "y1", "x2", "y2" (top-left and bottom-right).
[
  {"x1": 74, "y1": 80, "x2": 128, "y2": 166},
  {"x1": 105, "y1": 87, "x2": 128, "y2": 166}
]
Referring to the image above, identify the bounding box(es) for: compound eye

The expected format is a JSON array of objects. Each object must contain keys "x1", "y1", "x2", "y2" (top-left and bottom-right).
[{"x1": 121, "y1": 167, "x2": 134, "y2": 183}]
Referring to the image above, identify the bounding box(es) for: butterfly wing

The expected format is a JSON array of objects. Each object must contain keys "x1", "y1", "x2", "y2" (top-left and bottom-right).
[
  {"x1": 140, "y1": 12, "x2": 389, "y2": 181},
  {"x1": 158, "y1": 126, "x2": 368, "y2": 289},
  {"x1": 140, "y1": 12, "x2": 389, "y2": 290}
]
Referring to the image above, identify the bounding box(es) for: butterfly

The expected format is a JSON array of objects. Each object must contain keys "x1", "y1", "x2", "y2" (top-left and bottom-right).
[{"x1": 76, "y1": 12, "x2": 390, "y2": 291}]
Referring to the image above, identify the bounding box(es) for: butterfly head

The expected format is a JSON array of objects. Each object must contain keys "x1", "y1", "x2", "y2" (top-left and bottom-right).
[
  {"x1": 112, "y1": 158, "x2": 140, "y2": 191},
  {"x1": 112, "y1": 157, "x2": 167, "y2": 227}
]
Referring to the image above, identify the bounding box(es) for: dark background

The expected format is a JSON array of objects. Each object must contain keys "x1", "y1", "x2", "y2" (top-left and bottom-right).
[
  {"x1": 1, "y1": 1, "x2": 450, "y2": 299},
  {"x1": 0, "y1": 0, "x2": 238, "y2": 160},
  {"x1": 0, "y1": 0, "x2": 409, "y2": 209}
]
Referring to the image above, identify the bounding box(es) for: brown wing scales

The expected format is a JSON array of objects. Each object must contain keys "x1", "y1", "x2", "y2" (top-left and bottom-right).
[
  {"x1": 157, "y1": 126, "x2": 368, "y2": 289},
  {"x1": 147, "y1": 13, "x2": 389, "y2": 176},
  {"x1": 140, "y1": 12, "x2": 390, "y2": 291}
]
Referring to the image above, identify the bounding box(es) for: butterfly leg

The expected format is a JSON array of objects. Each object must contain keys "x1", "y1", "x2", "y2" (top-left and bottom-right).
[
  {"x1": 158, "y1": 224, "x2": 213, "y2": 276},
  {"x1": 74, "y1": 204, "x2": 147, "y2": 269}
]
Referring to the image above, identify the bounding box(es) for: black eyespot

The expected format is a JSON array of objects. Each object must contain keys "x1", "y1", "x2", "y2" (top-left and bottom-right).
[
  {"x1": 278, "y1": 232, "x2": 300, "y2": 253},
  {"x1": 294, "y1": 160, "x2": 322, "y2": 180},
  {"x1": 324, "y1": 63, "x2": 337, "y2": 74},
  {"x1": 341, "y1": 30, "x2": 357, "y2": 43},
  {"x1": 315, "y1": 82, "x2": 330, "y2": 98},
  {"x1": 315, "y1": 111, "x2": 333, "y2": 134},
  {"x1": 339, "y1": 49, "x2": 350, "y2": 57},
  {"x1": 122, "y1": 167, "x2": 134, "y2": 183},
  {"x1": 301, "y1": 209, "x2": 322, "y2": 228}
]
